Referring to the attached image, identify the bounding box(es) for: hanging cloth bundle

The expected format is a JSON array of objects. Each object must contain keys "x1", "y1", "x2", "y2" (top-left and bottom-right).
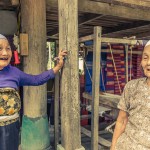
[
  {"x1": 129, "y1": 45, "x2": 133, "y2": 81},
  {"x1": 108, "y1": 43, "x2": 121, "y2": 94},
  {"x1": 100, "y1": 66, "x2": 106, "y2": 92}
]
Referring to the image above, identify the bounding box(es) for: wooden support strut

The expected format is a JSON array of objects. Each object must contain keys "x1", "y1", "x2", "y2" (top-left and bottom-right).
[
  {"x1": 91, "y1": 26, "x2": 101, "y2": 150},
  {"x1": 82, "y1": 92, "x2": 120, "y2": 109},
  {"x1": 84, "y1": 46, "x2": 142, "y2": 55},
  {"x1": 79, "y1": 35, "x2": 143, "y2": 45},
  {"x1": 81, "y1": 127, "x2": 111, "y2": 147}
]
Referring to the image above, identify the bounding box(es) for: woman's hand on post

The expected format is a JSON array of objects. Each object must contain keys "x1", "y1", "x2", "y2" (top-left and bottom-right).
[
  {"x1": 57, "y1": 50, "x2": 67, "y2": 68},
  {"x1": 52, "y1": 50, "x2": 67, "y2": 74}
]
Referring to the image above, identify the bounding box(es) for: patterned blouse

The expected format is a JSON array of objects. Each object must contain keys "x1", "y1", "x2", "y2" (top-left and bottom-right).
[
  {"x1": 0, "y1": 88, "x2": 20, "y2": 126},
  {"x1": 115, "y1": 77, "x2": 150, "y2": 150}
]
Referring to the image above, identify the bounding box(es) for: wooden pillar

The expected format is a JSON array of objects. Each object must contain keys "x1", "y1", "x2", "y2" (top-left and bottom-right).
[
  {"x1": 58, "y1": 0, "x2": 85, "y2": 150},
  {"x1": 20, "y1": 1, "x2": 50, "y2": 150},
  {"x1": 91, "y1": 26, "x2": 101, "y2": 150}
]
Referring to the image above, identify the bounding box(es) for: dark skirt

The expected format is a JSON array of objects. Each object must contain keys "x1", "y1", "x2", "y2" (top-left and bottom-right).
[{"x1": 0, "y1": 120, "x2": 20, "y2": 150}]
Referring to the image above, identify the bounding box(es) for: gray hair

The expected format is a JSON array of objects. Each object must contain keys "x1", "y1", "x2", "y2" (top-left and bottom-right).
[
  {"x1": 0, "y1": 34, "x2": 7, "y2": 40},
  {"x1": 145, "y1": 40, "x2": 150, "y2": 48}
]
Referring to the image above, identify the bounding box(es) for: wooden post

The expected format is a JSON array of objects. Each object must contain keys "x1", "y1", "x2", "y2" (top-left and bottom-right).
[
  {"x1": 54, "y1": 40, "x2": 60, "y2": 149},
  {"x1": 20, "y1": 0, "x2": 50, "y2": 150},
  {"x1": 58, "y1": 0, "x2": 85, "y2": 150},
  {"x1": 91, "y1": 26, "x2": 101, "y2": 150}
]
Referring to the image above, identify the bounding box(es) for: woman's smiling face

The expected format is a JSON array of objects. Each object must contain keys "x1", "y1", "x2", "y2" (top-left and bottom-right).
[
  {"x1": 0, "y1": 39, "x2": 12, "y2": 70},
  {"x1": 141, "y1": 45, "x2": 150, "y2": 78}
]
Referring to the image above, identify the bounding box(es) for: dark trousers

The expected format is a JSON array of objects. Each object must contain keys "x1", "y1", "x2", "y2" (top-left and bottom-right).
[{"x1": 0, "y1": 120, "x2": 20, "y2": 150}]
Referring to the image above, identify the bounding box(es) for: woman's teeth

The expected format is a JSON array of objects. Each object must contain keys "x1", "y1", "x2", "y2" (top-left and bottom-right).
[{"x1": 0, "y1": 58, "x2": 8, "y2": 60}]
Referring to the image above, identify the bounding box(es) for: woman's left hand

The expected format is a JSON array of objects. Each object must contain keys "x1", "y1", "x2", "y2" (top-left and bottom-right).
[
  {"x1": 57, "y1": 50, "x2": 67, "y2": 68},
  {"x1": 52, "y1": 50, "x2": 67, "y2": 74}
]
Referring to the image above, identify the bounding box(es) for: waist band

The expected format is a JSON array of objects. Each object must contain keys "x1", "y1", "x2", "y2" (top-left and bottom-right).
[{"x1": 0, "y1": 113, "x2": 19, "y2": 122}]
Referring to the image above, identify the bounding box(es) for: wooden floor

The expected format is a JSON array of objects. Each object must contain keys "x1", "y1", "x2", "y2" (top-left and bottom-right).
[{"x1": 49, "y1": 122, "x2": 113, "y2": 150}]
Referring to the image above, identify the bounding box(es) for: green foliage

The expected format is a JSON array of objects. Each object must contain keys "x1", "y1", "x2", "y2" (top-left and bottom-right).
[{"x1": 46, "y1": 42, "x2": 55, "y2": 69}]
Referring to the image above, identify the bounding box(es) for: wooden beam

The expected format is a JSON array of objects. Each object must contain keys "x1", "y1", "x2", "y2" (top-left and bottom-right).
[
  {"x1": 133, "y1": 31, "x2": 150, "y2": 39},
  {"x1": 79, "y1": 14, "x2": 104, "y2": 26},
  {"x1": 48, "y1": 14, "x2": 104, "y2": 36},
  {"x1": 81, "y1": 127, "x2": 111, "y2": 147},
  {"x1": 47, "y1": 1, "x2": 150, "y2": 37},
  {"x1": 47, "y1": 19, "x2": 150, "y2": 38},
  {"x1": 91, "y1": 26, "x2": 101, "y2": 150},
  {"x1": 103, "y1": 22, "x2": 150, "y2": 36},
  {"x1": 79, "y1": 35, "x2": 143, "y2": 45},
  {"x1": 79, "y1": 35, "x2": 93, "y2": 42},
  {"x1": 101, "y1": 37, "x2": 142, "y2": 45},
  {"x1": 91, "y1": 0, "x2": 150, "y2": 9},
  {"x1": 47, "y1": 0, "x2": 150, "y2": 21},
  {"x1": 82, "y1": 92, "x2": 120, "y2": 109},
  {"x1": 78, "y1": 0, "x2": 150, "y2": 21},
  {"x1": 114, "y1": 0, "x2": 150, "y2": 8},
  {"x1": 86, "y1": 47, "x2": 142, "y2": 55}
]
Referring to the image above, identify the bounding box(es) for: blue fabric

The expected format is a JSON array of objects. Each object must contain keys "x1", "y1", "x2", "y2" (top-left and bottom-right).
[
  {"x1": 85, "y1": 52, "x2": 106, "y2": 93},
  {"x1": 0, "y1": 65, "x2": 55, "y2": 89},
  {"x1": 0, "y1": 120, "x2": 20, "y2": 150}
]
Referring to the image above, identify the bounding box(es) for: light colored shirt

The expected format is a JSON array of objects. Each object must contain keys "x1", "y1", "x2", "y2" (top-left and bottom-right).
[{"x1": 115, "y1": 77, "x2": 150, "y2": 150}]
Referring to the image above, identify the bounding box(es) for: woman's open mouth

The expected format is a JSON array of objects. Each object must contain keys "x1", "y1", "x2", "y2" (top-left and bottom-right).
[{"x1": 0, "y1": 57, "x2": 8, "y2": 60}]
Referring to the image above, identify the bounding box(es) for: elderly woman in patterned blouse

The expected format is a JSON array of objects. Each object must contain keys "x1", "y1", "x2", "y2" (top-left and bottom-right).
[
  {"x1": 111, "y1": 41, "x2": 150, "y2": 150},
  {"x1": 0, "y1": 34, "x2": 67, "y2": 150}
]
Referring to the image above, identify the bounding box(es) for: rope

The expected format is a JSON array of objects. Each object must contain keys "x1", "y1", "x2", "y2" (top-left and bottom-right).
[
  {"x1": 101, "y1": 67, "x2": 106, "y2": 92},
  {"x1": 108, "y1": 43, "x2": 122, "y2": 94},
  {"x1": 84, "y1": 60, "x2": 93, "y2": 83}
]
